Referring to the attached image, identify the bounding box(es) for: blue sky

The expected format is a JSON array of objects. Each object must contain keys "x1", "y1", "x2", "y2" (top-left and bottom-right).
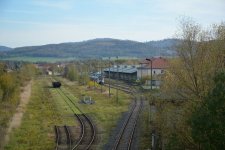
[{"x1": 0, "y1": 0, "x2": 224, "y2": 47}]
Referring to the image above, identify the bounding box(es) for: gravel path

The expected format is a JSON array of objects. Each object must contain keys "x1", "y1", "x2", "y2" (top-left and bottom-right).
[{"x1": 3, "y1": 81, "x2": 32, "y2": 146}]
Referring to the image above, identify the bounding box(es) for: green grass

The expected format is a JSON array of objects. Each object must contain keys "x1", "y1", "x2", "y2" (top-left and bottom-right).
[
  {"x1": 0, "y1": 57, "x2": 78, "y2": 63},
  {"x1": 50, "y1": 88, "x2": 81, "y2": 114},
  {"x1": 5, "y1": 76, "x2": 132, "y2": 149},
  {"x1": 0, "y1": 85, "x2": 21, "y2": 148},
  {"x1": 4, "y1": 77, "x2": 67, "y2": 150},
  {"x1": 139, "y1": 108, "x2": 152, "y2": 149}
]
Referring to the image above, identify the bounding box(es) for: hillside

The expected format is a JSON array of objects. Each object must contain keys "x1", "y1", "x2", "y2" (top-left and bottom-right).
[
  {"x1": 0, "y1": 46, "x2": 12, "y2": 51},
  {"x1": 2, "y1": 38, "x2": 179, "y2": 58}
]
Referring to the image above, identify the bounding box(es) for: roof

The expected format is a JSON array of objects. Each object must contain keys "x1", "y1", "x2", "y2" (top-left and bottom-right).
[
  {"x1": 139, "y1": 57, "x2": 169, "y2": 69},
  {"x1": 103, "y1": 65, "x2": 137, "y2": 74}
]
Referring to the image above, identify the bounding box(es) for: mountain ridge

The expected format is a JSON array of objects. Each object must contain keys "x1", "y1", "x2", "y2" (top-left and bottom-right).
[
  {"x1": 2, "y1": 38, "x2": 179, "y2": 58},
  {"x1": 0, "y1": 46, "x2": 13, "y2": 51}
]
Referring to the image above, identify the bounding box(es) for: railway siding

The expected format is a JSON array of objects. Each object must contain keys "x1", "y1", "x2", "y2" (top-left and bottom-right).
[
  {"x1": 52, "y1": 77, "x2": 132, "y2": 149},
  {"x1": 112, "y1": 99, "x2": 143, "y2": 150},
  {"x1": 51, "y1": 82, "x2": 96, "y2": 150}
]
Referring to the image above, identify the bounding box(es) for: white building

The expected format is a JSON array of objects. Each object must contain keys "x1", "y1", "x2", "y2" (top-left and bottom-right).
[{"x1": 137, "y1": 57, "x2": 168, "y2": 79}]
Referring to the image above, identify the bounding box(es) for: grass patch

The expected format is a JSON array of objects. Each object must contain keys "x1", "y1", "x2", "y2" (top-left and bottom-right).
[
  {"x1": 139, "y1": 107, "x2": 152, "y2": 149},
  {"x1": 5, "y1": 76, "x2": 133, "y2": 149},
  {"x1": 0, "y1": 57, "x2": 78, "y2": 63},
  {"x1": 4, "y1": 77, "x2": 67, "y2": 150},
  {"x1": 50, "y1": 88, "x2": 81, "y2": 115},
  {"x1": 0, "y1": 86, "x2": 20, "y2": 148}
]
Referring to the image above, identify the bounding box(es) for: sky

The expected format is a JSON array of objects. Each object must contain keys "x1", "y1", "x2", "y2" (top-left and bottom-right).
[{"x1": 0, "y1": 0, "x2": 224, "y2": 47}]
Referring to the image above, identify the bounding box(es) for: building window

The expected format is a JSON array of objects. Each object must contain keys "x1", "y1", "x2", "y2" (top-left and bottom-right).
[
  {"x1": 153, "y1": 71, "x2": 156, "y2": 74},
  {"x1": 161, "y1": 70, "x2": 164, "y2": 74}
]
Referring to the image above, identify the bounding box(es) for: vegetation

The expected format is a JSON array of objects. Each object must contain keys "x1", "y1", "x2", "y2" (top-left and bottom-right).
[
  {"x1": 0, "y1": 63, "x2": 37, "y2": 148},
  {"x1": 154, "y1": 18, "x2": 225, "y2": 149},
  {"x1": 4, "y1": 77, "x2": 66, "y2": 150},
  {"x1": 64, "y1": 63, "x2": 90, "y2": 84},
  {"x1": 139, "y1": 103, "x2": 152, "y2": 149},
  {"x1": 0, "y1": 56, "x2": 78, "y2": 63},
  {"x1": 189, "y1": 72, "x2": 225, "y2": 150},
  {"x1": 64, "y1": 64, "x2": 78, "y2": 81}
]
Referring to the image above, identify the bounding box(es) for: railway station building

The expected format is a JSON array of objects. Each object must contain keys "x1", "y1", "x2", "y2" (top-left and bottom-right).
[{"x1": 103, "y1": 65, "x2": 137, "y2": 82}]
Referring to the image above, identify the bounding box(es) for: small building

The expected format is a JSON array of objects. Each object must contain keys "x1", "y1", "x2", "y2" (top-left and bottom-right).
[
  {"x1": 103, "y1": 65, "x2": 137, "y2": 82},
  {"x1": 46, "y1": 70, "x2": 53, "y2": 75},
  {"x1": 137, "y1": 57, "x2": 168, "y2": 79}
]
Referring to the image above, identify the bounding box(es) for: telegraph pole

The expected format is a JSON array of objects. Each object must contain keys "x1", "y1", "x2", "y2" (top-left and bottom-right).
[
  {"x1": 146, "y1": 58, "x2": 153, "y2": 90},
  {"x1": 100, "y1": 59, "x2": 103, "y2": 93},
  {"x1": 108, "y1": 57, "x2": 111, "y2": 97},
  {"x1": 116, "y1": 56, "x2": 119, "y2": 103}
]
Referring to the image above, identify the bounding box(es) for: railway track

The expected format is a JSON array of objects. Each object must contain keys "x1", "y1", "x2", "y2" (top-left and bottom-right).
[
  {"x1": 104, "y1": 83, "x2": 134, "y2": 94},
  {"x1": 55, "y1": 125, "x2": 72, "y2": 150},
  {"x1": 112, "y1": 96, "x2": 143, "y2": 150},
  {"x1": 52, "y1": 77, "x2": 142, "y2": 150},
  {"x1": 52, "y1": 79, "x2": 96, "y2": 150}
]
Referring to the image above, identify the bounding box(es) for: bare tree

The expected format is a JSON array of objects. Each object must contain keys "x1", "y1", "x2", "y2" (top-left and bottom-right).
[{"x1": 162, "y1": 18, "x2": 225, "y2": 101}]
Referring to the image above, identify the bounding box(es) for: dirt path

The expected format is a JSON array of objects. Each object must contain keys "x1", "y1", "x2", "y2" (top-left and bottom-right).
[{"x1": 3, "y1": 81, "x2": 32, "y2": 147}]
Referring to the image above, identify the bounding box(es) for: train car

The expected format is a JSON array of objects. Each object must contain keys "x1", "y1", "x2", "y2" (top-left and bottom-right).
[
  {"x1": 98, "y1": 77, "x2": 104, "y2": 85},
  {"x1": 90, "y1": 72, "x2": 104, "y2": 85},
  {"x1": 52, "y1": 82, "x2": 61, "y2": 88}
]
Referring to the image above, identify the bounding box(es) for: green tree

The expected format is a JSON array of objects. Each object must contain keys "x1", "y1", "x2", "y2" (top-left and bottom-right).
[
  {"x1": 189, "y1": 72, "x2": 225, "y2": 150},
  {"x1": 64, "y1": 64, "x2": 78, "y2": 81},
  {"x1": 0, "y1": 73, "x2": 16, "y2": 101}
]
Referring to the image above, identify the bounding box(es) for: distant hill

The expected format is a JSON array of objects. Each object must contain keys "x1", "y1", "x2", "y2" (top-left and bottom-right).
[
  {"x1": 2, "y1": 38, "x2": 179, "y2": 58},
  {"x1": 0, "y1": 46, "x2": 12, "y2": 51}
]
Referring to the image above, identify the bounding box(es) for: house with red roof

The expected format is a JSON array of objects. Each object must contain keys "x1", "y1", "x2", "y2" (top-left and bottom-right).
[{"x1": 137, "y1": 57, "x2": 169, "y2": 79}]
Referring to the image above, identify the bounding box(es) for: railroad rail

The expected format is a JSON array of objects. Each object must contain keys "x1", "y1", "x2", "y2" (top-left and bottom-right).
[
  {"x1": 52, "y1": 78, "x2": 96, "y2": 150},
  {"x1": 55, "y1": 125, "x2": 72, "y2": 150},
  {"x1": 104, "y1": 83, "x2": 134, "y2": 94},
  {"x1": 112, "y1": 96, "x2": 143, "y2": 150}
]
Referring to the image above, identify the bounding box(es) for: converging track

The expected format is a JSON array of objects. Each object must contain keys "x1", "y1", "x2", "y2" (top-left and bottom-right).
[
  {"x1": 104, "y1": 83, "x2": 135, "y2": 94},
  {"x1": 112, "y1": 97, "x2": 143, "y2": 150},
  {"x1": 105, "y1": 81, "x2": 143, "y2": 150},
  {"x1": 52, "y1": 79, "x2": 96, "y2": 150}
]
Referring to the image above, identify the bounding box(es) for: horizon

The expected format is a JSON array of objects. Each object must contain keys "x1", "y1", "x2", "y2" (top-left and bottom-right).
[
  {"x1": 2, "y1": 37, "x2": 177, "y2": 48},
  {"x1": 0, "y1": 0, "x2": 225, "y2": 47}
]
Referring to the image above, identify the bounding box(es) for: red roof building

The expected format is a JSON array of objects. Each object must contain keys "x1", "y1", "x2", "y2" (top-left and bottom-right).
[
  {"x1": 140, "y1": 57, "x2": 169, "y2": 69},
  {"x1": 137, "y1": 57, "x2": 169, "y2": 79}
]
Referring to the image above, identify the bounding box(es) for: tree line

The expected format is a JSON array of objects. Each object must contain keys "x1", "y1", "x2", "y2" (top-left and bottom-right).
[{"x1": 154, "y1": 18, "x2": 225, "y2": 150}]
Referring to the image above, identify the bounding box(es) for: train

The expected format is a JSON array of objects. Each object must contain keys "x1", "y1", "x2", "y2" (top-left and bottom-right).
[
  {"x1": 90, "y1": 72, "x2": 104, "y2": 85},
  {"x1": 52, "y1": 82, "x2": 61, "y2": 88}
]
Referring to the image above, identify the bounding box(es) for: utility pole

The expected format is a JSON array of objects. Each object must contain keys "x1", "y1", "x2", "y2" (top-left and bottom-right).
[
  {"x1": 109, "y1": 57, "x2": 111, "y2": 97},
  {"x1": 116, "y1": 56, "x2": 119, "y2": 103},
  {"x1": 150, "y1": 60, "x2": 152, "y2": 90},
  {"x1": 100, "y1": 59, "x2": 103, "y2": 93},
  {"x1": 146, "y1": 58, "x2": 153, "y2": 90},
  {"x1": 96, "y1": 59, "x2": 103, "y2": 93}
]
